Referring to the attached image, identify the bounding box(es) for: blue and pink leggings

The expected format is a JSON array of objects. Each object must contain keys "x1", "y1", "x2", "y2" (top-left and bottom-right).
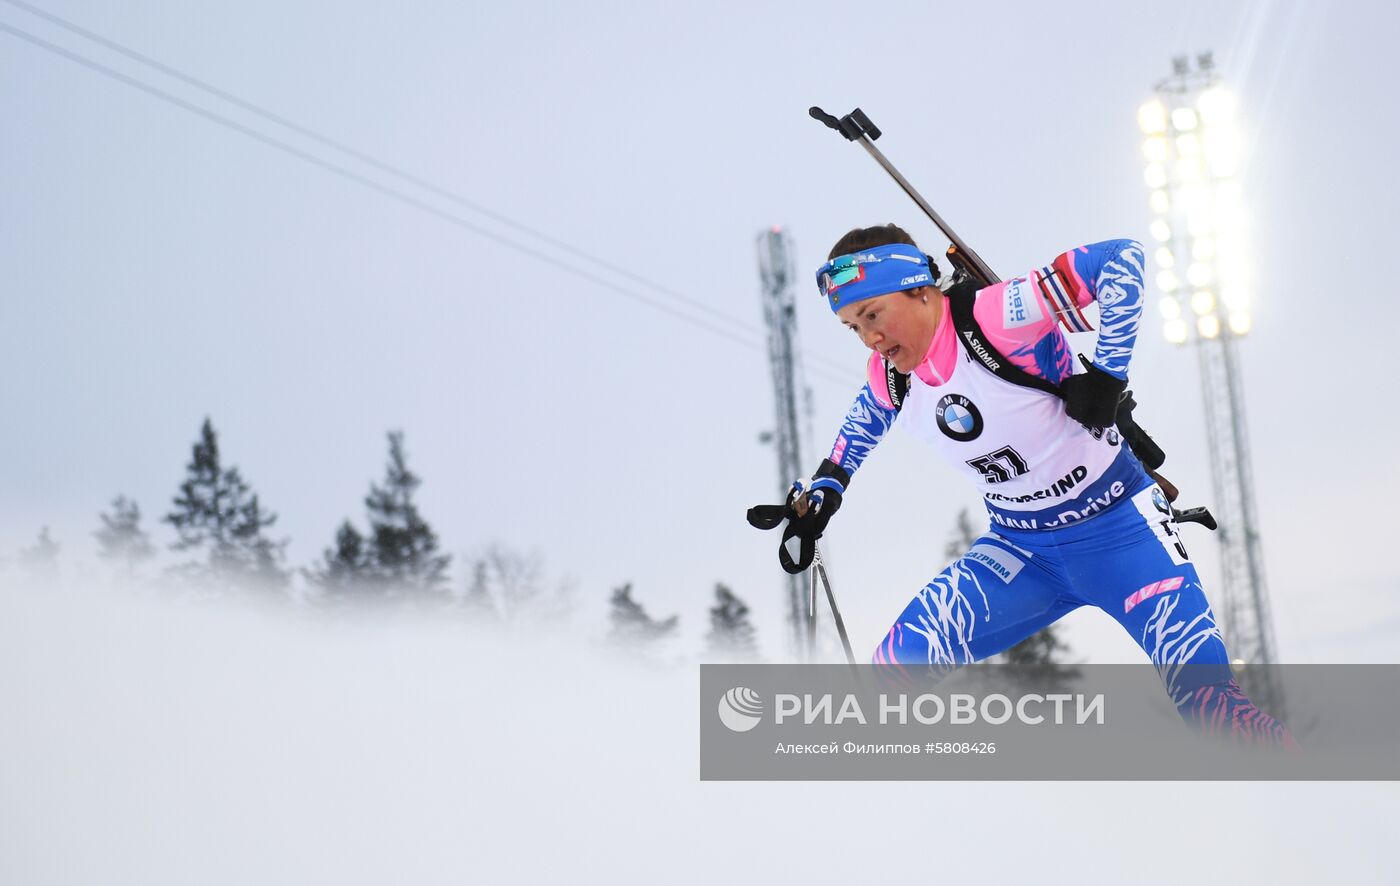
[{"x1": 872, "y1": 485, "x2": 1296, "y2": 750}]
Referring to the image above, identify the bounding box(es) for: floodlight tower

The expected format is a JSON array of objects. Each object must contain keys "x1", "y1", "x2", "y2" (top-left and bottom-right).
[
  {"x1": 756, "y1": 226, "x2": 814, "y2": 658},
  {"x1": 1137, "y1": 53, "x2": 1282, "y2": 710}
]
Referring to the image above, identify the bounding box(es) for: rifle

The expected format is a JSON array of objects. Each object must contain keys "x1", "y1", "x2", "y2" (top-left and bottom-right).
[{"x1": 809, "y1": 106, "x2": 1216, "y2": 530}]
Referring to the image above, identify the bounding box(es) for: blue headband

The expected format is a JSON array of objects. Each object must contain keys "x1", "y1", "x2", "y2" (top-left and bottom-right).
[{"x1": 815, "y1": 244, "x2": 936, "y2": 313}]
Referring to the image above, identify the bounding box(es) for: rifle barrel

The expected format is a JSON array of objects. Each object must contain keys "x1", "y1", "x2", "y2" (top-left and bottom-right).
[{"x1": 854, "y1": 136, "x2": 1000, "y2": 284}]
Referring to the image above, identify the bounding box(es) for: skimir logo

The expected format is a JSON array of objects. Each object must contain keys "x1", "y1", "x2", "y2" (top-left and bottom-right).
[{"x1": 718, "y1": 687, "x2": 764, "y2": 732}]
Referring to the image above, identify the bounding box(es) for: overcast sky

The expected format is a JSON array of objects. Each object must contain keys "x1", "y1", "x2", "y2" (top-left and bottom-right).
[{"x1": 3, "y1": 0, "x2": 1397, "y2": 663}]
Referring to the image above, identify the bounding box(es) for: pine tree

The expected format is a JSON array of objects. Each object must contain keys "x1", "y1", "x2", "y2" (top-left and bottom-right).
[
  {"x1": 608, "y1": 583, "x2": 678, "y2": 647},
  {"x1": 363, "y1": 431, "x2": 450, "y2": 594},
  {"x1": 458, "y1": 545, "x2": 572, "y2": 623},
  {"x1": 944, "y1": 508, "x2": 982, "y2": 561},
  {"x1": 1001, "y1": 625, "x2": 1074, "y2": 669},
  {"x1": 165, "y1": 418, "x2": 288, "y2": 591},
  {"x1": 461, "y1": 558, "x2": 498, "y2": 620},
  {"x1": 95, "y1": 495, "x2": 155, "y2": 579},
  {"x1": 305, "y1": 520, "x2": 372, "y2": 596},
  {"x1": 19, "y1": 527, "x2": 61, "y2": 584},
  {"x1": 706, "y1": 583, "x2": 758, "y2": 661}
]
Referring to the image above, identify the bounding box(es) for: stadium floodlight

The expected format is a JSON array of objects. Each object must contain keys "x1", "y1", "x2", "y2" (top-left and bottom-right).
[
  {"x1": 1177, "y1": 183, "x2": 1207, "y2": 215},
  {"x1": 1143, "y1": 57, "x2": 1282, "y2": 700},
  {"x1": 1138, "y1": 100, "x2": 1168, "y2": 134},
  {"x1": 1171, "y1": 106, "x2": 1199, "y2": 131},
  {"x1": 1143, "y1": 135, "x2": 1169, "y2": 164},
  {"x1": 1222, "y1": 285, "x2": 1250, "y2": 313},
  {"x1": 1177, "y1": 155, "x2": 1204, "y2": 184},
  {"x1": 1197, "y1": 86, "x2": 1234, "y2": 125},
  {"x1": 1190, "y1": 289, "x2": 1216, "y2": 316},
  {"x1": 1204, "y1": 129, "x2": 1240, "y2": 178},
  {"x1": 1214, "y1": 199, "x2": 1245, "y2": 240},
  {"x1": 1216, "y1": 179, "x2": 1243, "y2": 210},
  {"x1": 1217, "y1": 252, "x2": 1248, "y2": 286},
  {"x1": 1143, "y1": 58, "x2": 1255, "y2": 344}
]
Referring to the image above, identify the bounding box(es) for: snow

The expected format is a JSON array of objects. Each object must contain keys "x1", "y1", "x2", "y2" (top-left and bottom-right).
[{"x1": 1, "y1": 581, "x2": 1393, "y2": 885}]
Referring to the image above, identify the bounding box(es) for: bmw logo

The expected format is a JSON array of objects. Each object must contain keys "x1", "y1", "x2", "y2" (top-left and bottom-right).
[
  {"x1": 1151, "y1": 486, "x2": 1170, "y2": 515},
  {"x1": 936, "y1": 394, "x2": 983, "y2": 441}
]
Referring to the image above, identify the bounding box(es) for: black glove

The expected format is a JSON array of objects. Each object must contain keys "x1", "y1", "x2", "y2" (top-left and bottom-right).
[
  {"x1": 1061, "y1": 362, "x2": 1127, "y2": 428},
  {"x1": 746, "y1": 460, "x2": 849, "y2": 574}
]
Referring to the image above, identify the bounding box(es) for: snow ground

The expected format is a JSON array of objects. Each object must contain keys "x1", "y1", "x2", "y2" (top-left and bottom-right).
[{"x1": 1, "y1": 583, "x2": 1393, "y2": 885}]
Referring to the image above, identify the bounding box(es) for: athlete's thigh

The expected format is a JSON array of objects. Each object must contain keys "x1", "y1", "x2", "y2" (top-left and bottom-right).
[{"x1": 873, "y1": 533, "x2": 1076, "y2": 670}]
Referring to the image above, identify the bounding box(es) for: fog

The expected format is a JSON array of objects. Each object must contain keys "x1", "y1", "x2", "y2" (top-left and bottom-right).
[{"x1": 3, "y1": 582, "x2": 1394, "y2": 884}]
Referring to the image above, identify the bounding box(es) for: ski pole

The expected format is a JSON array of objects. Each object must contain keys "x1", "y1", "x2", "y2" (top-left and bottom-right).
[
  {"x1": 811, "y1": 545, "x2": 858, "y2": 670},
  {"x1": 806, "y1": 552, "x2": 817, "y2": 661}
]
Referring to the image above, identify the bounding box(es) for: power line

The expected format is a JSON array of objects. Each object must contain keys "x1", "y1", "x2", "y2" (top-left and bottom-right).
[
  {"x1": 3, "y1": 0, "x2": 760, "y2": 338},
  {"x1": 0, "y1": 3, "x2": 860, "y2": 389},
  {"x1": 0, "y1": 19, "x2": 775, "y2": 354}
]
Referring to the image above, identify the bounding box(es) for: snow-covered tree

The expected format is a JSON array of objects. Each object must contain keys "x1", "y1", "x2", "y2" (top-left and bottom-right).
[
  {"x1": 95, "y1": 495, "x2": 155, "y2": 580},
  {"x1": 305, "y1": 520, "x2": 373, "y2": 596},
  {"x1": 608, "y1": 583, "x2": 678, "y2": 647},
  {"x1": 165, "y1": 418, "x2": 287, "y2": 591},
  {"x1": 706, "y1": 583, "x2": 758, "y2": 661},
  {"x1": 363, "y1": 431, "x2": 450, "y2": 594}
]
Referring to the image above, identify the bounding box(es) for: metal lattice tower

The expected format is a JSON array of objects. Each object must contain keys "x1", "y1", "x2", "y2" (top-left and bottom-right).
[
  {"x1": 756, "y1": 226, "x2": 814, "y2": 658},
  {"x1": 1138, "y1": 53, "x2": 1282, "y2": 711}
]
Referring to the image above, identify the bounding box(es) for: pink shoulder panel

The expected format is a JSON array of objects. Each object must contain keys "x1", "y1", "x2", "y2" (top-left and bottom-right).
[{"x1": 866, "y1": 351, "x2": 895, "y2": 409}]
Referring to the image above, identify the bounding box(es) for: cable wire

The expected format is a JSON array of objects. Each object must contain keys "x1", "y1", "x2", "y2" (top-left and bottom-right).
[{"x1": 0, "y1": 1, "x2": 859, "y2": 388}]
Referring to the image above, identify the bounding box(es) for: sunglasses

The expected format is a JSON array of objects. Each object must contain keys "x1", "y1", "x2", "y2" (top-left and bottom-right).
[{"x1": 818, "y1": 256, "x2": 867, "y2": 298}]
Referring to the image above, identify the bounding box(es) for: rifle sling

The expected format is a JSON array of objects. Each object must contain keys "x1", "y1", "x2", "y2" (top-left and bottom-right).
[{"x1": 945, "y1": 279, "x2": 1063, "y2": 397}]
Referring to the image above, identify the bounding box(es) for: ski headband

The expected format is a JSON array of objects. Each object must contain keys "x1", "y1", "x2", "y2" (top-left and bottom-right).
[{"x1": 816, "y1": 244, "x2": 937, "y2": 313}]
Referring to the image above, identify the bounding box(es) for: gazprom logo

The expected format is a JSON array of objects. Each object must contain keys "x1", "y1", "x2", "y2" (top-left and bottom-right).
[{"x1": 718, "y1": 687, "x2": 764, "y2": 732}]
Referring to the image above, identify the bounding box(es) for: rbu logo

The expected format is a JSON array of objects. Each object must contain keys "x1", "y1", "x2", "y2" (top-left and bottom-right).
[{"x1": 900, "y1": 273, "x2": 930, "y2": 286}]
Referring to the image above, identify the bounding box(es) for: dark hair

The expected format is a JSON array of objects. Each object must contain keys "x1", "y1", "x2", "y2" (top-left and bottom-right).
[
  {"x1": 827, "y1": 223, "x2": 920, "y2": 260},
  {"x1": 827, "y1": 223, "x2": 940, "y2": 285}
]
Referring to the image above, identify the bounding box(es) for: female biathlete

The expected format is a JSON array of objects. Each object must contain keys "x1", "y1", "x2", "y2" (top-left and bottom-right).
[{"x1": 757, "y1": 223, "x2": 1294, "y2": 749}]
